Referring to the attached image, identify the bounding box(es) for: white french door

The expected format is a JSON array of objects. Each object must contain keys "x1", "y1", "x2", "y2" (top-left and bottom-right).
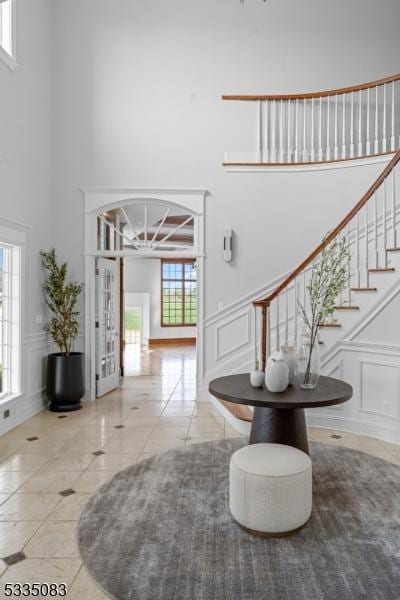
[{"x1": 96, "y1": 258, "x2": 120, "y2": 397}]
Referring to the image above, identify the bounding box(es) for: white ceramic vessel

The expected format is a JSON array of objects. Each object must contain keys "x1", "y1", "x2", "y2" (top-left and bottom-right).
[
  {"x1": 250, "y1": 370, "x2": 264, "y2": 388},
  {"x1": 265, "y1": 352, "x2": 289, "y2": 393}
]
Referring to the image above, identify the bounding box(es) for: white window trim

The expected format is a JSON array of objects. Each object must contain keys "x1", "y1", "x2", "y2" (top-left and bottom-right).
[
  {"x1": 0, "y1": 0, "x2": 17, "y2": 72},
  {"x1": 0, "y1": 216, "x2": 27, "y2": 403}
]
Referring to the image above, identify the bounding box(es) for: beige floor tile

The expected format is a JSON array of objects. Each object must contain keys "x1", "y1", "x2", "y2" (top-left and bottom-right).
[
  {"x1": 18, "y1": 469, "x2": 82, "y2": 494},
  {"x1": 44, "y1": 454, "x2": 95, "y2": 472},
  {"x1": 150, "y1": 426, "x2": 189, "y2": 439},
  {"x1": 88, "y1": 453, "x2": 138, "y2": 471},
  {"x1": 0, "y1": 494, "x2": 10, "y2": 505},
  {"x1": 0, "y1": 558, "x2": 81, "y2": 591},
  {"x1": 161, "y1": 407, "x2": 194, "y2": 417},
  {"x1": 38, "y1": 424, "x2": 86, "y2": 440},
  {"x1": 0, "y1": 439, "x2": 26, "y2": 461},
  {"x1": 186, "y1": 437, "x2": 223, "y2": 446},
  {"x1": 18, "y1": 439, "x2": 68, "y2": 455},
  {"x1": 0, "y1": 453, "x2": 51, "y2": 472},
  {"x1": 190, "y1": 416, "x2": 225, "y2": 431},
  {"x1": 24, "y1": 520, "x2": 80, "y2": 558},
  {"x1": 103, "y1": 436, "x2": 147, "y2": 454},
  {"x1": 111, "y1": 426, "x2": 154, "y2": 438},
  {"x1": 0, "y1": 471, "x2": 34, "y2": 493},
  {"x1": 0, "y1": 521, "x2": 42, "y2": 557},
  {"x1": 142, "y1": 438, "x2": 186, "y2": 453},
  {"x1": 73, "y1": 470, "x2": 118, "y2": 493},
  {"x1": 1, "y1": 425, "x2": 48, "y2": 439},
  {"x1": 121, "y1": 415, "x2": 160, "y2": 427},
  {"x1": 193, "y1": 403, "x2": 222, "y2": 416},
  {"x1": 157, "y1": 416, "x2": 192, "y2": 427},
  {"x1": 47, "y1": 493, "x2": 91, "y2": 521},
  {"x1": 0, "y1": 493, "x2": 61, "y2": 521},
  {"x1": 60, "y1": 438, "x2": 108, "y2": 455},
  {"x1": 188, "y1": 430, "x2": 225, "y2": 440},
  {"x1": 67, "y1": 566, "x2": 109, "y2": 599}
]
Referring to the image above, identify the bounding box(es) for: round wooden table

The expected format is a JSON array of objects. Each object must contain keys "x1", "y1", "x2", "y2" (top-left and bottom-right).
[{"x1": 209, "y1": 374, "x2": 353, "y2": 454}]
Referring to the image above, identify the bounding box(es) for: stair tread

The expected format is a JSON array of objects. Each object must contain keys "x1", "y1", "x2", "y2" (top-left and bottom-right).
[
  {"x1": 368, "y1": 267, "x2": 395, "y2": 272},
  {"x1": 219, "y1": 399, "x2": 253, "y2": 423},
  {"x1": 334, "y1": 305, "x2": 360, "y2": 310},
  {"x1": 386, "y1": 248, "x2": 400, "y2": 252},
  {"x1": 319, "y1": 322, "x2": 341, "y2": 328},
  {"x1": 351, "y1": 287, "x2": 378, "y2": 291}
]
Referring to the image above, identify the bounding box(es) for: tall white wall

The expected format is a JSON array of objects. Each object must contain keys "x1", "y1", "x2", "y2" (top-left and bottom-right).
[
  {"x1": 124, "y1": 258, "x2": 196, "y2": 340},
  {"x1": 52, "y1": 0, "x2": 400, "y2": 320},
  {"x1": 0, "y1": 0, "x2": 54, "y2": 431}
]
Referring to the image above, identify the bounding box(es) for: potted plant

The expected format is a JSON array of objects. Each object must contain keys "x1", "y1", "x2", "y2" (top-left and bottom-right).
[
  {"x1": 41, "y1": 248, "x2": 84, "y2": 412},
  {"x1": 296, "y1": 236, "x2": 350, "y2": 389}
]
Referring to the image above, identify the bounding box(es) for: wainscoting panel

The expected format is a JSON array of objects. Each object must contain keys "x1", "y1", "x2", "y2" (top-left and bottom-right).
[
  {"x1": 0, "y1": 332, "x2": 50, "y2": 436},
  {"x1": 359, "y1": 360, "x2": 399, "y2": 418},
  {"x1": 215, "y1": 309, "x2": 251, "y2": 362}
]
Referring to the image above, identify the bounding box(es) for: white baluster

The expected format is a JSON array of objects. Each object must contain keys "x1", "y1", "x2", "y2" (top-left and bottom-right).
[
  {"x1": 350, "y1": 91, "x2": 354, "y2": 158},
  {"x1": 295, "y1": 99, "x2": 299, "y2": 163},
  {"x1": 144, "y1": 204, "x2": 148, "y2": 246},
  {"x1": 287, "y1": 99, "x2": 292, "y2": 163},
  {"x1": 310, "y1": 98, "x2": 315, "y2": 162},
  {"x1": 257, "y1": 99, "x2": 262, "y2": 163},
  {"x1": 365, "y1": 204, "x2": 369, "y2": 287},
  {"x1": 318, "y1": 97, "x2": 323, "y2": 162},
  {"x1": 253, "y1": 306, "x2": 258, "y2": 369},
  {"x1": 393, "y1": 170, "x2": 397, "y2": 249},
  {"x1": 373, "y1": 192, "x2": 378, "y2": 268},
  {"x1": 271, "y1": 100, "x2": 277, "y2": 162},
  {"x1": 267, "y1": 304, "x2": 271, "y2": 362},
  {"x1": 391, "y1": 81, "x2": 395, "y2": 152},
  {"x1": 383, "y1": 84, "x2": 387, "y2": 153},
  {"x1": 303, "y1": 270, "x2": 307, "y2": 308},
  {"x1": 276, "y1": 296, "x2": 280, "y2": 351},
  {"x1": 326, "y1": 96, "x2": 331, "y2": 161},
  {"x1": 334, "y1": 94, "x2": 338, "y2": 160},
  {"x1": 358, "y1": 89, "x2": 363, "y2": 157},
  {"x1": 279, "y1": 99, "x2": 284, "y2": 162},
  {"x1": 356, "y1": 212, "x2": 361, "y2": 287},
  {"x1": 366, "y1": 88, "x2": 371, "y2": 155},
  {"x1": 347, "y1": 224, "x2": 352, "y2": 304},
  {"x1": 374, "y1": 86, "x2": 379, "y2": 154},
  {"x1": 264, "y1": 100, "x2": 269, "y2": 162},
  {"x1": 285, "y1": 288, "x2": 289, "y2": 346},
  {"x1": 294, "y1": 279, "x2": 299, "y2": 344},
  {"x1": 303, "y1": 100, "x2": 307, "y2": 162},
  {"x1": 341, "y1": 93, "x2": 346, "y2": 159},
  {"x1": 384, "y1": 178, "x2": 388, "y2": 267}
]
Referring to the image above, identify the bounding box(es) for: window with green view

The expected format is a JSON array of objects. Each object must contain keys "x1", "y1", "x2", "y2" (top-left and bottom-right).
[{"x1": 161, "y1": 260, "x2": 197, "y2": 327}]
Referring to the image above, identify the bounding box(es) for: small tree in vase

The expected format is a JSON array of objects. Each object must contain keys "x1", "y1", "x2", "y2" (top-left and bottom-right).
[{"x1": 296, "y1": 236, "x2": 350, "y2": 389}]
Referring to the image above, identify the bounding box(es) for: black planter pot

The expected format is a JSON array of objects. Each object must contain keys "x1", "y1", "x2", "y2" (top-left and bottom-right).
[{"x1": 46, "y1": 352, "x2": 85, "y2": 412}]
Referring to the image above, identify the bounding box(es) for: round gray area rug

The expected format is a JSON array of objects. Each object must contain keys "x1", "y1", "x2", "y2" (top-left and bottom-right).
[{"x1": 78, "y1": 439, "x2": 400, "y2": 600}]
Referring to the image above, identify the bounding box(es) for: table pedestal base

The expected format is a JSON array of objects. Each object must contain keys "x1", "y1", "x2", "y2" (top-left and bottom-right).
[{"x1": 249, "y1": 407, "x2": 309, "y2": 455}]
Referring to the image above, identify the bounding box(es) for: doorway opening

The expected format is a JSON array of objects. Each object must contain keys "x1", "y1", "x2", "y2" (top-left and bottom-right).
[{"x1": 84, "y1": 189, "x2": 206, "y2": 402}]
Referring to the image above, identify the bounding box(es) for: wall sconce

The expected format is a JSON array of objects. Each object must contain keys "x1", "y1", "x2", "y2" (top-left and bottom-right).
[{"x1": 223, "y1": 227, "x2": 233, "y2": 262}]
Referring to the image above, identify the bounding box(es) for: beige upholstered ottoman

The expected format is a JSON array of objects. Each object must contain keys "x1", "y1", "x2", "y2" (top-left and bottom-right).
[{"x1": 229, "y1": 443, "x2": 312, "y2": 536}]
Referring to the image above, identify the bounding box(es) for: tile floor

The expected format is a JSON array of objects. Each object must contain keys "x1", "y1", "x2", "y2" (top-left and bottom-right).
[{"x1": 0, "y1": 345, "x2": 399, "y2": 598}]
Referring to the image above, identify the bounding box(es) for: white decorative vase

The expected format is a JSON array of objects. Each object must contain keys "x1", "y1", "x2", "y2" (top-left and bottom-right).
[
  {"x1": 265, "y1": 352, "x2": 289, "y2": 393},
  {"x1": 250, "y1": 370, "x2": 264, "y2": 388},
  {"x1": 281, "y1": 345, "x2": 297, "y2": 385}
]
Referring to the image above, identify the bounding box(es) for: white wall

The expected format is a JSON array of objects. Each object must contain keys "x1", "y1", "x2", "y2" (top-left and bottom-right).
[
  {"x1": 52, "y1": 0, "x2": 400, "y2": 320},
  {"x1": 0, "y1": 0, "x2": 54, "y2": 431},
  {"x1": 124, "y1": 258, "x2": 196, "y2": 340}
]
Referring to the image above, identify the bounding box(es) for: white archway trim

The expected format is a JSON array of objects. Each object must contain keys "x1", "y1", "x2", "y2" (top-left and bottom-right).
[{"x1": 82, "y1": 187, "x2": 208, "y2": 402}]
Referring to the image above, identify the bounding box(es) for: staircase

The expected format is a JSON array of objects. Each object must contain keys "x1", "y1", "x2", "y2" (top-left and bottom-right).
[{"x1": 210, "y1": 149, "x2": 400, "y2": 433}]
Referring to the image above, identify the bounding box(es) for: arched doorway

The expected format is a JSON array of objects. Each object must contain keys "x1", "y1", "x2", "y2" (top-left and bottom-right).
[{"x1": 83, "y1": 188, "x2": 207, "y2": 401}]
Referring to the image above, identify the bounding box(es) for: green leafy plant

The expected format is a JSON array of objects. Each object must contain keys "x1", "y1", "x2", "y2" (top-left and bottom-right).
[
  {"x1": 41, "y1": 248, "x2": 82, "y2": 356},
  {"x1": 298, "y1": 236, "x2": 350, "y2": 384}
]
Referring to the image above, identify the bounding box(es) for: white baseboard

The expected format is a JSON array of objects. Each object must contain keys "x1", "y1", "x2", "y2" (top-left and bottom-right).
[{"x1": 0, "y1": 390, "x2": 48, "y2": 436}]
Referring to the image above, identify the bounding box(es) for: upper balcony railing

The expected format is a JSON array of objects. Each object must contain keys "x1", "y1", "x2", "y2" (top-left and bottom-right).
[{"x1": 222, "y1": 74, "x2": 400, "y2": 166}]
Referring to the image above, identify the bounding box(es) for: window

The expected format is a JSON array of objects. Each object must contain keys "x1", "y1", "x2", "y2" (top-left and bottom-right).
[
  {"x1": 161, "y1": 260, "x2": 197, "y2": 327},
  {"x1": 0, "y1": 0, "x2": 16, "y2": 69},
  {"x1": 0, "y1": 242, "x2": 20, "y2": 398}
]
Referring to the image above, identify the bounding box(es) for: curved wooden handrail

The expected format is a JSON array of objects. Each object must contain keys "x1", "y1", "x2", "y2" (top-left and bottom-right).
[
  {"x1": 223, "y1": 73, "x2": 400, "y2": 102},
  {"x1": 253, "y1": 149, "x2": 400, "y2": 308}
]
